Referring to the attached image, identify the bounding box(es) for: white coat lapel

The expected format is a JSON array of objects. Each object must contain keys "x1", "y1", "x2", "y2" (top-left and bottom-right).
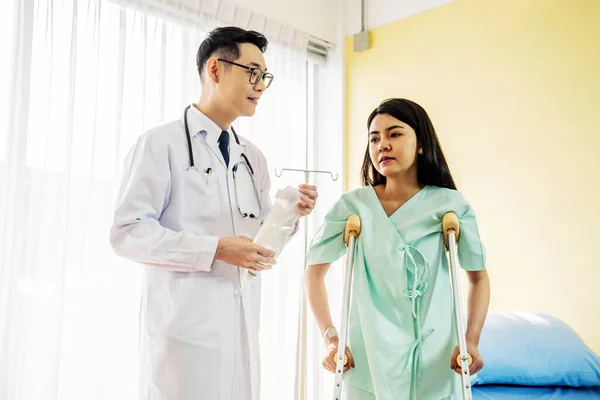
[{"x1": 204, "y1": 137, "x2": 227, "y2": 169}]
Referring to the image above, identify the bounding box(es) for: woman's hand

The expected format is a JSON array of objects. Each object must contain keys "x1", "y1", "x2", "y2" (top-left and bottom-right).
[
  {"x1": 322, "y1": 336, "x2": 355, "y2": 374},
  {"x1": 450, "y1": 340, "x2": 484, "y2": 375}
]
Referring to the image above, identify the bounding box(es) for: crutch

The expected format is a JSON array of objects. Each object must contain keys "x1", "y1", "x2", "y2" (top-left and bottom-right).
[
  {"x1": 443, "y1": 213, "x2": 473, "y2": 400},
  {"x1": 333, "y1": 215, "x2": 362, "y2": 400}
]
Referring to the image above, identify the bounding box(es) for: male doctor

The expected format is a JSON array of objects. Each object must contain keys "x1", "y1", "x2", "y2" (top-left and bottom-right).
[{"x1": 110, "y1": 26, "x2": 318, "y2": 400}]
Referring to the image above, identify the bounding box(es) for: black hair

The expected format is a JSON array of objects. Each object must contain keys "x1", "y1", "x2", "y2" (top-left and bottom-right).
[
  {"x1": 361, "y1": 98, "x2": 457, "y2": 190},
  {"x1": 196, "y1": 26, "x2": 268, "y2": 83}
]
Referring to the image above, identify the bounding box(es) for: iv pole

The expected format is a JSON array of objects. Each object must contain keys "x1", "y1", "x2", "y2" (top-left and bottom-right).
[{"x1": 274, "y1": 167, "x2": 338, "y2": 400}]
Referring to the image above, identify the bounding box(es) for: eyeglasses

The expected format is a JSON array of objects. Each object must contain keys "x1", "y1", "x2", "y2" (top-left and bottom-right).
[{"x1": 218, "y1": 59, "x2": 274, "y2": 88}]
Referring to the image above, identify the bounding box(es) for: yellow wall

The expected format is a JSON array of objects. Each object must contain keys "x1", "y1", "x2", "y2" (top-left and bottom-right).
[{"x1": 345, "y1": 0, "x2": 600, "y2": 352}]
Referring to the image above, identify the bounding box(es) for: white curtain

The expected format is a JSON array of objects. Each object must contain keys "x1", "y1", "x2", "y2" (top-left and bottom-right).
[
  {"x1": 0, "y1": 1, "x2": 206, "y2": 398},
  {"x1": 0, "y1": 0, "x2": 344, "y2": 399},
  {"x1": 107, "y1": 0, "x2": 309, "y2": 52}
]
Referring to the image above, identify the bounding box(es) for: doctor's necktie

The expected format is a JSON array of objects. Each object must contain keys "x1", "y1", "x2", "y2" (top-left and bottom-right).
[{"x1": 218, "y1": 130, "x2": 230, "y2": 167}]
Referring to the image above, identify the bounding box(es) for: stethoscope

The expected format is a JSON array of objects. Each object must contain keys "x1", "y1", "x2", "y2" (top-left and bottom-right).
[{"x1": 184, "y1": 105, "x2": 263, "y2": 219}]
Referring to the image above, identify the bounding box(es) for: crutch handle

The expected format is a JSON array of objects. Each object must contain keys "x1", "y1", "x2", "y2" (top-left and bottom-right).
[
  {"x1": 334, "y1": 353, "x2": 348, "y2": 366},
  {"x1": 457, "y1": 353, "x2": 473, "y2": 367},
  {"x1": 442, "y1": 212, "x2": 460, "y2": 246},
  {"x1": 344, "y1": 215, "x2": 362, "y2": 247}
]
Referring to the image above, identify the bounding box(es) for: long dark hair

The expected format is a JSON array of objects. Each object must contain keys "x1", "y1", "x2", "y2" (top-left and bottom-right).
[{"x1": 360, "y1": 98, "x2": 457, "y2": 190}]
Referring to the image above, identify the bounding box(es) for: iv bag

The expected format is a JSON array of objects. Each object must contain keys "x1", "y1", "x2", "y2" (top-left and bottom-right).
[{"x1": 253, "y1": 185, "x2": 301, "y2": 257}]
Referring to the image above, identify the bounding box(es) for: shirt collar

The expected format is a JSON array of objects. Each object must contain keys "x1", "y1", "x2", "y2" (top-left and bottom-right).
[{"x1": 187, "y1": 104, "x2": 231, "y2": 145}]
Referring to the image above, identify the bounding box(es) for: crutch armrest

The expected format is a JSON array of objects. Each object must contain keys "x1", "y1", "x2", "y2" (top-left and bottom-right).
[
  {"x1": 442, "y1": 212, "x2": 460, "y2": 246},
  {"x1": 344, "y1": 215, "x2": 362, "y2": 246}
]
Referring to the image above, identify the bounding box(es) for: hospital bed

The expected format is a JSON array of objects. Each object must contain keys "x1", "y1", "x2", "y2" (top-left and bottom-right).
[
  {"x1": 471, "y1": 311, "x2": 600, "y2": 399},
  {"x1": 473, "y1": 384, "x2": 600, "y2": 399}
]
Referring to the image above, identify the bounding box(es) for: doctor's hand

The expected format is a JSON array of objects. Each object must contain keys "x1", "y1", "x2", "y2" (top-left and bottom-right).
[
  {"x1": 297, "y1": 184, "x2": 318, "y2": 217},
  {"x1": 322, "y1": 336, "x2": 355, "y2": 374},
  {"x1": 450, "y1": 340, "x2": 484, "y2": 375},
  {"x1": 215, "y1": 236, "x2": 276, "y2": 272}
]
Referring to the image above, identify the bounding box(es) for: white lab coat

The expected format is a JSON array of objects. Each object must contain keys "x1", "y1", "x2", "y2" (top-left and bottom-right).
[{"x1": 110, "y1": 106, "x2": 276, "y2": 400}]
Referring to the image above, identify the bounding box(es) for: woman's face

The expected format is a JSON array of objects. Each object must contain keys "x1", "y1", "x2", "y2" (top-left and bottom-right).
[{"x1": 368, "y1": 113, "x2": 420, "y2": 179}]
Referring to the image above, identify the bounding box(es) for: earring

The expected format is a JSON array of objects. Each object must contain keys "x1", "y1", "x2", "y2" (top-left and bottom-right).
[{"x1": 418, "y1": 148, "x2": 423, "y2": 154}]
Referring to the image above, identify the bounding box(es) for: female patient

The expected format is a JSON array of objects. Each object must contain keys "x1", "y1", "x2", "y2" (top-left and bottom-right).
[{"x1": 304, "y1": 98, "x2": 491, "y2": 400}]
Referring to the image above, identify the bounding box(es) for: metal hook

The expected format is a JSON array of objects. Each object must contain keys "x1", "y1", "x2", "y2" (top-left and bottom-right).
[{"x1": 274, "y1": 168, "x2": 339, "y2": 182}]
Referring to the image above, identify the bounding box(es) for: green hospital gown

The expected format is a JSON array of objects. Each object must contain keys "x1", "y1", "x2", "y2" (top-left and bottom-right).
[{"x1": 307, "y1": 185, "x2": 486, "y2": 400}]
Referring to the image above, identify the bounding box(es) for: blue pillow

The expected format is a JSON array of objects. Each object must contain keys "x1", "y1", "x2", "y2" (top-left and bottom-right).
[{"x1": 472, "y1": 311, "x2": 600, "y2": 387}]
